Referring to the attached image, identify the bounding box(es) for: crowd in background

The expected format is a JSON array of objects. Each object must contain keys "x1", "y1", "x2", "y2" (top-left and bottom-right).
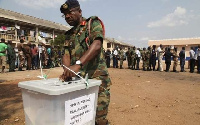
[
  {"x1": 1, "y1": 37, "x2": 200, "y2": 74},
  {"x1": 104, "y1": 44, "x2": 200, "y2": 73},
  {"x1": 0, "y1": 38, "x2": 63, "y2": 73}
]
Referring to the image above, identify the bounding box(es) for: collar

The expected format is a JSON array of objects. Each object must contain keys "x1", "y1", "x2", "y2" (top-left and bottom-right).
[{"x1": 80, "y1": 17, "x2": 87, "y2": 26}]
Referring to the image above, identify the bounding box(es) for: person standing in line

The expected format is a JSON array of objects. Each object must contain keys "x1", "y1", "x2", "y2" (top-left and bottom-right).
[
  {"x1": 0, "y1": 38, "x2": 8, "y2": 73},
  {"x1": 105, "y1": 49, "x2": 111, "y2": 68},
  {"x1": 126, "y1": 47, "x2": 132, "y2": 69},
  {"x1": 135, "y1": 48, "x2": 141, "y2": 70},
  {"x1": 148, "y1": 46, "x2": 152, "y2": 70},
  {"x1": 59, "y1": 0, "x2": 111, "y2": 124},
  {"x1": 172, "y1": 47, "x2": 179, "y2": 72},
  {"x1": 189, "y1": 47, "x2": 195, "y2": 73},
  {"x1": 196, "y1": 45, "x2": 200, "y2": 73},
  {"x1": 113, "y1": 48, "x2": 118, "y2": 68},
  {"x1": 17, "y1": 39, "x2": 25, "y2": 71},
  {"x1": 157, "y1": 44, "x2": 164, "y2": 72},
  {"x1": 151, "y1": 45, "x2": 157, "y2": 71},
  {"x1": 24, "y1": 42, "x2": 32, "y2": 70},
  {"x1": 7, "y1": 40, "x2": 16, "y2": 72},
  {"x1": 131, "y1": 46, "x2": 136, "y2": 70},
  {"x1": 31, "y1": 44, "x2": 38, "y2": 70},
  {"x1": 119, "y1": 47, "x2": 124, "y2": 69},
  {"x1": 164, "y1": 47, "x2": 173, "y2": 72},
  {"x1": 179, "y1": 47, "x2": 186, "y2": 72}
]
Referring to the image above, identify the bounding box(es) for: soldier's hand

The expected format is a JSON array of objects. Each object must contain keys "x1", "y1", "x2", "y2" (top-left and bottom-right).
[{"x1": 60, "y1": 65, "x2": 81, "y2": 81}]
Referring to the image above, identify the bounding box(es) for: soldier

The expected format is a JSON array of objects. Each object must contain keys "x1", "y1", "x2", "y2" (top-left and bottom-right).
[
  {"x1": 130, "y1": 46, "x2": 136, "y2": 70},
  {"x1": 119, "y1": 47, "x2": 124, "y2": 69},
  {"x1": 59, "y1": 0, "x2": 111, "y2": 124},
  {"x1": 105, "y1": 49, "x2": 111, "y2": 68},
  {"x1": 0, "y1": 38, "x2": 8, "y2": 73},
  {"x1": 172, "y1": 47, "x2": 179, "y2": 72},
  {"x1": 148, "y1": 46, "x2": 152, "y2": 70},
  {"x1": 164, "y1": 47, "x2": 173, "y2": 72},
  {"x1": 142, "y1": 47, "x2": 150, "y2": 71},
  {"x1": 40, "y1": 43, "x2": 48, "y2": 68},
  {"x1": 7, "y1": 40, "x2": 16, "y2": 72},
  {"x1": 17, "y1": 39, "x2": 25, "y2": 71},
  {"x1": 179, "y1": 47, "x2": 186, "y2": 72},
  {"x1": 126, "y1": 47, "x2": 132, "y2": 69},
  {"x1": 24, "y1": 42, "x2": 32, "y2": 70},
  {"x1": 151, "y1": 45, "x2": 157, "y2": 71}
]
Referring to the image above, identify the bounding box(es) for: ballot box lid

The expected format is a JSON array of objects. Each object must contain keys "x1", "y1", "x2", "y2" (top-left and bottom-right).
[{"x1": 18, "y1": 78, "x2": 101, "y2": 95}]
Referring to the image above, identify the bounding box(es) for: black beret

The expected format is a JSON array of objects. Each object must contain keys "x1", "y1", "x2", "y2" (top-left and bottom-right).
[{"x1": 60, "y1": 0, "x2": 80, "y2": 13}]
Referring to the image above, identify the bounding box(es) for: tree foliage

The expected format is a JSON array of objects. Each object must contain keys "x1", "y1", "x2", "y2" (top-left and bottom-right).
[{"x1": 50, "y1": 34, "x2": 65, "y2": 49}]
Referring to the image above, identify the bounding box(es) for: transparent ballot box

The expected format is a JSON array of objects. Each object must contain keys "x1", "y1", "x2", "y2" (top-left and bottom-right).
[{"x1": 18, "y1": 78, "x2": 101, "y2": 125}]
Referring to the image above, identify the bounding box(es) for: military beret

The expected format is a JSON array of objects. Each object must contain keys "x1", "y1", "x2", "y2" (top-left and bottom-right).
[{"x1": 60, "y1": 0, "x2": 80, "y2": 13}]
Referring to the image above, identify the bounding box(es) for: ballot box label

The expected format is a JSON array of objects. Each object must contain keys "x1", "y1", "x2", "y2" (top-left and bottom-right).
[{"x1": 65, "y1": 93, "x2": 95, "y2": 125}]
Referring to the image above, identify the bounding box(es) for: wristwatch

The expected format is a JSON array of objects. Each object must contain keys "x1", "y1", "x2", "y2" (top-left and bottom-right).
[{"x1": 76, "y1": 60, "x2": 83, "y2": 67}]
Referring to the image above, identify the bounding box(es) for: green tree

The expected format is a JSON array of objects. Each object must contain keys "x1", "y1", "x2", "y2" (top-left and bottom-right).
[{"x1": 50, "y1": 34, "x2": 65, "y2": 48}]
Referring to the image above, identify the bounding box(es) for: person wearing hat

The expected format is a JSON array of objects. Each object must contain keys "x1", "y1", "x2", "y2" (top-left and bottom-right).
[
  {"x1": 0, "y1": 38, "x2": 8, "y2": 73},
  {"x1": 59, "y1": 0, "x2": 111, "y2": 125}
]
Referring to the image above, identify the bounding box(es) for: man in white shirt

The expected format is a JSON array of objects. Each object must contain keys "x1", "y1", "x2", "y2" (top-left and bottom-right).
[
  {"x1": 189, "y1": 47, "x2": 195, "y2": 73},
  {"x1": 157, "y1": 44, "x2": 164, "y2": 71},
  {"x1": 113, "y1": 48, "x2": 118, "y2": 68},
  {"x1": 135, "y1": 48, "x2": 141, "y2": 70}
]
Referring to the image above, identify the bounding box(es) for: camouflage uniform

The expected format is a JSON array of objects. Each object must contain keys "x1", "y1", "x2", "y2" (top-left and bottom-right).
[
  {"x1": 64, "y1": 16, "x2": 111, "y2": 125},
  {"x1": 119, "y1": 49, "x2": 124, "y2": 69},
  {"x1": 172, "y1": 50, "x2": 179, "y2": 72},
  {"x1": 42, "y1": 45, "x2": 48, "y2": 68},
  {"x1": 17, "y1": 42, "x2": 25, "y2": 71},
  {"x1": 142, "y1": 49, "x2": 150, "y2": 71},
  {"x1": 131, "y1": 48, "x2": 136, "y2": 70},
  {"x1": 126, "y1": 48, "x2": 132, "y2": 69}
]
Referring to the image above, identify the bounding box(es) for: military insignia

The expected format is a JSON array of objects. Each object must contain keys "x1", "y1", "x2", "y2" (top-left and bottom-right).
[{"x1": 62, "y1": 3, "x2": 68, "y2": 9}]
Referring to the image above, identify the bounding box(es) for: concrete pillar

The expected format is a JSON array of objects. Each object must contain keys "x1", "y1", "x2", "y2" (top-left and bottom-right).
[
  {"x1": 15, "y1": 23, "x2": 17, "y2": 41},
  {"x1": 36, "y1": 27, "x2": 38, "y2": 43}
]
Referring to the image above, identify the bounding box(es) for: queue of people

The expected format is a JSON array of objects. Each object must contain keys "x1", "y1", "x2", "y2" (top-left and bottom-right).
[
  {"x1": 0, "y1": 38, "x2": 63, "y2": 73},
  {"x1": 104, "y1": 44, "x2": 200, "y2": 74}
]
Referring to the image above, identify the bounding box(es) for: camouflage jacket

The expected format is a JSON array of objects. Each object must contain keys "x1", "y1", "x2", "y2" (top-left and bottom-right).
[
  {"x1": 64, "y1": 16, "x2": 108, "y2": 78},
  {"x1": 131, "y1": 49, "x2": 136, "y2": 59},
  {"x1": 173, "y1": 51, "x2": 179, "y2": 61},
  {"x1": 119, "y1": 49, "x2": 124, "y2": 59}
]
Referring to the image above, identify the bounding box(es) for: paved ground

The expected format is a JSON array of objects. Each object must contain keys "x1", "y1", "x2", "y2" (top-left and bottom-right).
[{"x1": 0, "y1": 62, "x2": 200, "y2": 125}]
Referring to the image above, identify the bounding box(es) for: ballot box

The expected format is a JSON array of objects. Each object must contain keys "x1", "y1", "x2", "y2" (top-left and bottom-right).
[{"x1": 18, "y1": 78, "x2": 101, "y2": 125}]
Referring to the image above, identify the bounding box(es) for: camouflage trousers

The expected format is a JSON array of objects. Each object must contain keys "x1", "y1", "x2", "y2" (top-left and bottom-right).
[
  {"x1": 127, "y1": 57, "x2": 132, "y2": 67},
  {"x1": 94, "y1": 75, "x2": 111, "y2": 125},
  {"x1": 143, "y1": 60, "x2": 149, "y2": 68},
  {"x1": 173, "y1": 60, "x2": 178, "y2": 71},
  {"x1": 18, "y1": 51, "x2": 25, "y2": 68},
  {"x1": 131, "y1": 58, "x2": 136, "y2": 69},
  {"x1": 120, "y1": 59, "x2": 123, "y2": 66}
]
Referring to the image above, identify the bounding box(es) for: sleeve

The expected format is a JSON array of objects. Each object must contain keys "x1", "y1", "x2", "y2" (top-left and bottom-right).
[
  {"x1": 89, "y1": 19, "x2": 104, "y2": 43},
  {"x1": 64, "y1": 40, "x2": 70, "y2": 55}
]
